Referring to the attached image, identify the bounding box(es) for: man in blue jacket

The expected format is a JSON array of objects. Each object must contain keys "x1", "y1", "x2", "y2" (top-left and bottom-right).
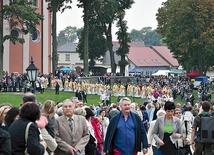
[{"x1": 103, "y1": 97, "x2": 148, "y2": 155}]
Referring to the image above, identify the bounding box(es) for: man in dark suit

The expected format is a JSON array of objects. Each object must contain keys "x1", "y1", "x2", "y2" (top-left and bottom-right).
[
  {"x1": 55, "y1": 82, "x2": 60, "y2": 95},
  {"x1": 75, "y1": 89, "x2": 82, "y2": 101},
  {"x1": 81, "y1": 89, "x2": 87, "y2": 103},
  {"x1": 55, "y1": 99, "x2": 89, "y2": 155}
]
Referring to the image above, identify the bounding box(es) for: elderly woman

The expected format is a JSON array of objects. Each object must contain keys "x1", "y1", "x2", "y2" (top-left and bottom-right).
[
  {"x1": 147, "y1": 109, "x2": 166, "y2": 155},
  {"x1": 8, "y1": 103, "x2": 46, "y2": 155},
  {"x1": 153, "y1": 101, "x2": 182, "y2": 155},
  {"x1": 174, "y1": 108, "x2": 192, "y2": 155}
]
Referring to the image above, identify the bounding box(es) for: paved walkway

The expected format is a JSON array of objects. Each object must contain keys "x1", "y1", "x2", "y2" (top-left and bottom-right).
[{"x1": 138, "y1": 146, "x2": 194, "y2": 155}]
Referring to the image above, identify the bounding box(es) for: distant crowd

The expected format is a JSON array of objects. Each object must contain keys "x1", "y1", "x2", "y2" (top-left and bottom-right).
[{"x1": 0, "y1": 71, "x2": 213, "y2": 155}]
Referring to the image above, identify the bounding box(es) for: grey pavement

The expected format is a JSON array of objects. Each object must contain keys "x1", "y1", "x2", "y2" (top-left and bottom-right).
[{"x1": 138, "y1": 146, "x2": 194, "y2": 155}]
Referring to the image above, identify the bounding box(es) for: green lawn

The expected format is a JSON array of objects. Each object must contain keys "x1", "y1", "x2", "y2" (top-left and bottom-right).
[{"x1": 0, "y1": 89, "x2": 202, "y2": 107}]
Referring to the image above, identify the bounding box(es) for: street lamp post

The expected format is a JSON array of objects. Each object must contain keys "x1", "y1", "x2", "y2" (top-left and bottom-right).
[{"x1": 26, "y1": 56, "x2": 38, "y2": 94}]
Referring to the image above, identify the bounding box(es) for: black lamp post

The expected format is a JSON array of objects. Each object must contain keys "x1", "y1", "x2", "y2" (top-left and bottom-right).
[{"x1": 26, "y1": 56, "x2": 38, "y2": 94}]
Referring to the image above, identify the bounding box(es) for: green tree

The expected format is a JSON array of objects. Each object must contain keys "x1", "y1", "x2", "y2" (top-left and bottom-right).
[
  {"x1": 129, "y1": 27, "x2": 163, "y2": 46},
  {"x1": 116, "y1": 11, "x2": 130, "y2": 75},
  {"x1": 77, "y1": 25, "x2": 107, "y2": 67},
  {"x1": 93, "y1": 0, "x2": 134, "y2": 74},
  {"x1": 156, "y1": 0, "x2": 214, "y2": 75},
  {"x1": 129, "y1": 29, "x2": 142, "y2": 42},
  {"x1": 57, "y1": 26, "x2": 78, "y2": 44},
  {"x1": 47, "y1": 0, "x2": 72, "y2": 73},
  {"x1": 0, "y1": 0, "x2": 43, "y2": 77},
  {"x1": 77, "y1": 0, "x2": 92, "y2": 75},
  {"x1": 76, "y1": 0, "x2": 107, "y2": 68}
]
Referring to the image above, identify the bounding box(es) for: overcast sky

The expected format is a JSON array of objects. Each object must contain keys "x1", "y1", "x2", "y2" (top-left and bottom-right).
[{"x1": 57, "y1": 0, "x2": 166, "y2": 41}]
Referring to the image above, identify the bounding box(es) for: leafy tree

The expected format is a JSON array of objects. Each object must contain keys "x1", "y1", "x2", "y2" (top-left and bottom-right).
[
  {"x1": 129, "y1": 29, "x2": 142, "y2": 42},
  {"x1": 0, "y1": 0, "x2": 43, "y2": 77},
  {"x1": 76, "y1": 25, "x2": 107, "y2": 67},
  {"x1": 116, "y1": 11, "x2": 130, "y2": 75},
  {"x1": 4, "y1": 0, "x2": 43, "y2": 43},
  {"x1": 156, "y1": 0, "x2": 214, "y2": 75},
  {"x1": 76, "y1": 27, "x2": 84, "y2": 40},
  {"x1": 129, "y1": 27, "x2": 163, "y2": 46},
  {"x1": 46, "y1": 0, "x2": 72, "y2": 73},
  {"x1": 76, "y1": 0, "x2": 108, "y2": 68},
  {"x1": 76, "y1": 0, "x2": 92, "y2": 75},
  {"x1": 93, "y1": 0, "x2": 134, "y2": 74},
  {"x1": 57, "y1": 26, "x2": 78, "y2": 44}
]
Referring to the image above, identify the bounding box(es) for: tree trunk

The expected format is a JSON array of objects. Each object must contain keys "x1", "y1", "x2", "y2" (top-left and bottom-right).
[
  {"x1": 0, "y1": 1, "x2": 3, "y2": 78},
  {"x1": 106, "y1": 23, "x2": 116, "y2": 74},
  {"x1": 120, "y1": 55, "x2": 126, "y2": 76},
  {"x1": 51, "y1": 0, "x2": 58, "y2": 73},
  {"x1": 83, "y1": 1, "x2": 89, "y2": 75}
]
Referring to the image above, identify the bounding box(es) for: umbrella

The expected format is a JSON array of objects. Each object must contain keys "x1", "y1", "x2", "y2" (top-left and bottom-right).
[
  {"x1": 129, "y1": 68, "x2": 141, "y2": 73},
  {"x1": 60, "y1": 67, "x2": 75, "y2": 72}
]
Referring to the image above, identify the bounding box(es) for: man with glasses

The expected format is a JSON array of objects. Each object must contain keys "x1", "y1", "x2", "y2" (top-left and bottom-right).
[{"x1": 103, "y1": 97, "x2": 148, "y2": 155}]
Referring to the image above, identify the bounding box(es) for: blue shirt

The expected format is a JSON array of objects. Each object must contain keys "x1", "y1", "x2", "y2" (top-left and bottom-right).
[{"x1": 114, "y1": 113, "x2": 136, "y2": 155}]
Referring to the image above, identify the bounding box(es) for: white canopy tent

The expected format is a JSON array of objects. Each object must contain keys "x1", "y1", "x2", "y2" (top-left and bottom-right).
[{"x1": 152, "y1": 70, "x2": 170, "y2": 76}]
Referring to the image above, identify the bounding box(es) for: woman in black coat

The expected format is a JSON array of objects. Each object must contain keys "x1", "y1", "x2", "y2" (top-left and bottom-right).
[
  {"x1": 8, "y1": 103, "x2": 46, "y2": 155},
  {"x1": 0, "y1": 128, "x2": 11, "y2": 155}
]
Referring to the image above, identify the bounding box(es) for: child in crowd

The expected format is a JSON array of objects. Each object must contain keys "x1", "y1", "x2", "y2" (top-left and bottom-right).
[{"x1": 36, "y1": 100, "x2": 56, "y2": 138}]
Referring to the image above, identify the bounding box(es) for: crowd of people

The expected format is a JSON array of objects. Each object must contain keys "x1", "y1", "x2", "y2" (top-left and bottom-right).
[
  {"x1": 0, "y1": 72, "x2": 214, "y2": 154},
  {"x1": 0, "y1": 70, "x2": 212, "y2": 105},
  {"x1": 0, "y1": 89, "x2": 213, "y2": 154}
]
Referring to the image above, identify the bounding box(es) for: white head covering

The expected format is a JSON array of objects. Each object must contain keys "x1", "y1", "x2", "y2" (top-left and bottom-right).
[{"x1": 156, "y1": 109, "x2": 166, "y2": 117}]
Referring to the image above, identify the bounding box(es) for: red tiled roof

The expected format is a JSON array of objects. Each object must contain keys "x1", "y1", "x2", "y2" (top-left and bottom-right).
[
  {"x1": 151, "y1": 46, "x2": 179, "y2": 66},
  {"x1": 128, "y1": 47, "x2": 169, "y2": 67}
]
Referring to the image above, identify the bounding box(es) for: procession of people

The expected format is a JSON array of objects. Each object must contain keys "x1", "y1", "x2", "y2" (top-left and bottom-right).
[{"x1": 0, "y1": 70, "x2": 214, "y2": 155}]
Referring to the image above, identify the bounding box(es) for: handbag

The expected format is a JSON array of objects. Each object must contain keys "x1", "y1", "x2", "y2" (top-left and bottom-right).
[
  {"x1": 176, "y1": 121, "x2": 190, "y2": 155},
  {"x1": 24, "y1": 122, "x2": 33, "y2": 155},
  {"x1": 176, "y1": 146, "x2": 188, "y2": 155},
  {"x1": 25, "y1": 124, "x2": 49, "y2": 155}
]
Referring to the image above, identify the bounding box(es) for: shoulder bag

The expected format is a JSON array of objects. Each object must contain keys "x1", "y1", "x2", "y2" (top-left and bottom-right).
[
  {"x1": 25, "y1": 122, "x2": 33, "y2": 155},
  {"x1": 176, "y1": 121, "x2": 190, "y2": 155}
]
